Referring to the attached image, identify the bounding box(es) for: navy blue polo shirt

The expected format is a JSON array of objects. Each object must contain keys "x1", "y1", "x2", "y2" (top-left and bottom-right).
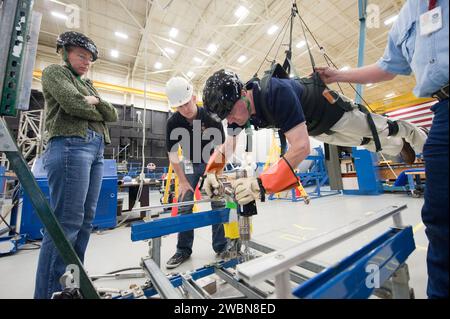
[
  {"x1": 167, "y1": 106, "x2": 225, "y2": 163},
  {"x1": 227, "y1": 78, "x2": 306, "y2": 135}
]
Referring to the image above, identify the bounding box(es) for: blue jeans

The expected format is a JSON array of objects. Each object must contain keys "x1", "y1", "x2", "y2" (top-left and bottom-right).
[
  {"x1": 421, "y1": 100, "x2": 449, "y2": 299},
  {"x1": 176, "y1": 162, "x2": 227, "y2": 257},
  {"x1": 34, "y1": 130, "x2": 105, "y2": 299}
]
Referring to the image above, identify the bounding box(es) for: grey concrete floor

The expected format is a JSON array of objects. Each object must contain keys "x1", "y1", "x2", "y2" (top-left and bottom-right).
[{"x1": 0, "y1": 189, "x2": 428, "y2": 299}]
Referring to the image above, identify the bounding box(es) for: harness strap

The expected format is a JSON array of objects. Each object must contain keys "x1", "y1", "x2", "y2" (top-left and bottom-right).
[{"x1": 358, "y1": 104, "x2": 383, "y2": 152}]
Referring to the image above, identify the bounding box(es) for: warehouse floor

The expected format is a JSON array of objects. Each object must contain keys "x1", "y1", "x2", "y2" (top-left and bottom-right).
[{"x1": 0, "y1": 189, "x2": 428, "y2": 299}]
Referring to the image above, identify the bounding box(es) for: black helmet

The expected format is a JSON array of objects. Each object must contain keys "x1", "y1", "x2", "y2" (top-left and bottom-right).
[
  {"x1": 203, "y1": 69, "x2": 244, "y2": 120},
  {"x1": 56, "y1": 31, "x2": 99, "y2": 61}
]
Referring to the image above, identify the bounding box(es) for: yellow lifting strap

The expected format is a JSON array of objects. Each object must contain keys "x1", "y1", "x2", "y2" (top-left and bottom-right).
[{"x1": 163, "y1": 146, "x2": 200, "y2": 212}]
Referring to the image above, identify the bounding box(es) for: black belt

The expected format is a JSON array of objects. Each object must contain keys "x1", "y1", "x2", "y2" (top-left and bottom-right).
[{"x1": 432, "y1": 84, "x2": 449, "y2": 101}]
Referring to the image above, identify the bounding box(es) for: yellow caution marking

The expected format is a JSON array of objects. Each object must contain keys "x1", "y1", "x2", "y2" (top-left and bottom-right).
[
  {"x1": 280, "y1": 234, "x2": 306, "y2": 243},
  {"x1": 413, "y1": 222, "x2": 424, "y2": 234},
  {"x1": 416, "y1": 245, "x2": 427, "y2": 251},
  {"x1": 293, "y1": 224, "x2": 317, "y2": 231}
]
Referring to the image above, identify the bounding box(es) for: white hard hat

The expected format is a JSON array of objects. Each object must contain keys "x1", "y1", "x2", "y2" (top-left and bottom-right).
[{"x1": 165, "y1": 77, "x2": 194, "y2": 109}]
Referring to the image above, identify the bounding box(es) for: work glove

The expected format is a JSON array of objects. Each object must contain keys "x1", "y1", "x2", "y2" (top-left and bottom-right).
[
  {"x1": 232, "y1": 177, "x2": 261, "y2": 205},
  {"x1": 203, "y1": 149, "x2": 226, "y2": 198},
  {"x1": 204, "y1": 173, "x2": 222, "y2": 198}
]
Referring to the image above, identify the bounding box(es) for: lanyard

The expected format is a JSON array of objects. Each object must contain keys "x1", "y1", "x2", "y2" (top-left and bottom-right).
[{"x1": 429, "y1": 0, "x2": 437, "y2": 10}]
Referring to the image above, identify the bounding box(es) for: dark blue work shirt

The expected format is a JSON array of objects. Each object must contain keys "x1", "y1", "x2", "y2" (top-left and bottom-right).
[
  {"x1": 167, "y1": 106, "x2": 225, "y2": 164},
  {"x1": 227, "y1": 78, "x2": 306, "y2": 135}
]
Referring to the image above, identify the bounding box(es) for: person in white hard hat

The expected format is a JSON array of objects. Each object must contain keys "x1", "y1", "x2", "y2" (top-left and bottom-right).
[{"x1": 164, "y1": 76, "x2": 229, "y2": 269}]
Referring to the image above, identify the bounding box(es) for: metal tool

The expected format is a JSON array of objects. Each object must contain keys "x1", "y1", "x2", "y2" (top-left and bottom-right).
[
  {"x1": 128, "y1": 198, "x2": 215, "y2": 216},
  {"x1": 211, "y1": 170, "x2": 257, "y2": 262}
]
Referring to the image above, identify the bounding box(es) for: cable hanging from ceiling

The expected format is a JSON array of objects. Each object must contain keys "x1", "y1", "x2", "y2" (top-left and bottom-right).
[{"x1": 254, "y1": 0, "x2": 375, "y2": 113}]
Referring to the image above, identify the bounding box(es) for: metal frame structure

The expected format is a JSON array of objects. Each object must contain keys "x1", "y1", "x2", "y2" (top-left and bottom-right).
[
  {"x1": 111, "y1": 204, "x2": 416, "y2": 300},
  {"x1": 131, "y1": 208, "x2": 230, "y2": 242},
  {"x1": 268, "y1": 147, "x2": 341, "y2": 203},
  {"x1": 17, "y1": 109, "x2": 45, "y2": 166},
  {"x1": 236, "y1": 205, "x2": 413, "y2": 299},
  {"x1": 292, "y1": 227, "x2": 414, "y2": 299}
]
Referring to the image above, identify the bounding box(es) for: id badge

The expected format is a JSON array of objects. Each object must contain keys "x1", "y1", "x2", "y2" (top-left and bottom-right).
[
  {"x1": 420, "y1": 6, "x2": 443, "y2": 36},
  {"x1": 184, "y1": 160, "x2": 194, "y2": 175}
]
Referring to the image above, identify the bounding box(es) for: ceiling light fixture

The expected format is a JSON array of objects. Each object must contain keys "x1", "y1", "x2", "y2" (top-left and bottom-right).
[
  {"x1": 237, "y1": 55, "x2": 247, "y2": 63},
  {"x1": 115, "y1": 32, "x2": 128, "y2": 40},
  {"x1": 51, "y1": 12, "x2": 68, "y2": 20},
  {"x1": 207, "y1": 44, "x2": 218, "y2": 55},
  {"x1": 111, "y1": 50, "x2": 119, "y2": 58},
  {"x1": 267, "y1": 25, "x2": 279, "y2": 35},
  {"x1": 296, "y1": 40, "x2": 306, "y2": 49},
  {"x1": 169, "y1": 28, "x2": 179, "y2": 38},
  {"x1": 235, "y1": 6, "x2": 249, "y2": 19}
]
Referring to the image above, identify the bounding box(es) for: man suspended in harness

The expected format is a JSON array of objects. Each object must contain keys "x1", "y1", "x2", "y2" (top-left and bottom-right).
[{"x1": 201, "y1": 67, "x2": 428, "y2": 206}]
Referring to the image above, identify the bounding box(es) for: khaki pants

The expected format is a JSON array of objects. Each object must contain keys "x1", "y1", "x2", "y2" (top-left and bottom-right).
[{"x1": 314, "y1": 108, "x2": 427, "y2": 156}]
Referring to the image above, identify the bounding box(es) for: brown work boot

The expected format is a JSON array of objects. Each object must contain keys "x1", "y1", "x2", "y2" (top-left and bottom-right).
[{"x1": 400, "y1": 139, "x2": 416, "y2": 164}]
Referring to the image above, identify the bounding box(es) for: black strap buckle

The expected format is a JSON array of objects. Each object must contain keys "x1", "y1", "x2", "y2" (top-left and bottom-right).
[
  {"x1": 432, "y1": 84, "x2": 449, "y2": 101},
  {"x1": 257, "y1": 178, "x2": 266, "y2": 203}
]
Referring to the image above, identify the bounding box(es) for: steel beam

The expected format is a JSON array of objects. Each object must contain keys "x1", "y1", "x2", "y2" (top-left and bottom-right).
[
  {"x1": 292, "y1": 227, "x2": 415, "y2": 299},
  {"x1": 141, "y1": 258, "x2": 181, "y2": 299},
  {"x1": 181, "y1": 275, "x2": 211, "y2": 299},
  {"x1": 214, "y1": 268, "x2": 267, "y2": 299},
  {"x1": 237, "y1": 205, "x2": 407, "y2": 284},
  {"x1": 127, "y1": 259, "x2": 239, "y2": 299},
  {"x1": 129, "y1": 198, "x2": 214, "y2": 215},
  {"x1": 248, "y1": 240, "x2": 326, "y2": 274},
  {"x1": 355, "y1": 0, "x2": 367, "y2": 104},
  {"x1": 2, "y1": 119, "x2": 100, "y2": 298},
  {"x1": 0, "y1": 0, "x2": 17, "y2": 96},
  {"x1": 131, "y1": 208, "x2": 230, "y2": 241},
  {"x1": 17, "y1": 11, "x2": 41, "y2": 111}
]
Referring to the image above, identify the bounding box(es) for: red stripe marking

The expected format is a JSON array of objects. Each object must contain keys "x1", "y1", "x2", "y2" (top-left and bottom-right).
[
  {"x1": 386, "y1": 106, "x2": 433, "y2": 117},
  {"x1": 412, "y1": 118, "x2": 433, "y2": 124},
  {"x1": 390, "y1": 112, "x2": 434, "y2": 121}
]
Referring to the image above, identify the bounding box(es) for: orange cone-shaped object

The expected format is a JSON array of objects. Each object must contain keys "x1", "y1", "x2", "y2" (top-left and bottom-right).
[
  {"x1": 195, "y1": 186, "x2": 202, "y2": 200},
  {"x1": 171, "y1": 196, "x2": 178, "y2": 217}
]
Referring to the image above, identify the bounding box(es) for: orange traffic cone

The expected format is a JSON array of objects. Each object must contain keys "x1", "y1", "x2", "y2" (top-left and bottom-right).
[
  {"x1": 294, "y1": 187, "x2": 301, "y2": 199},
  {"x1": 195, "y1": 186, "x2": 202, "y2": 200},
  {"x1": 171, "y1": 196, "x2": 178, "y2": 217}
]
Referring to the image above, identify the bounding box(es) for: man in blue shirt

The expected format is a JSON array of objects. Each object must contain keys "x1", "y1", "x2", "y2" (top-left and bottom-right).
[
  {"x1": 201, "y1": 66, "x2": 427, "y2": 203},
  {"x1": 316, "y1": 0, "x2": 448, "y2": 299}
]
